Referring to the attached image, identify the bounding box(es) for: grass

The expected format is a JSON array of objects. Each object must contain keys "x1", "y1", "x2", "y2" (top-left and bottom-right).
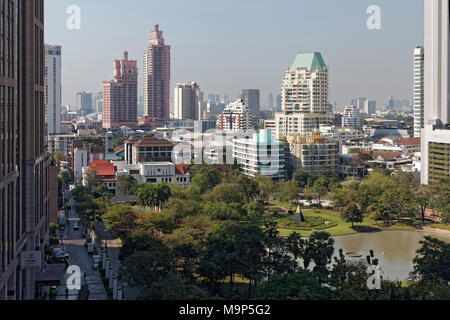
[
  {"x1": 423, "y1": 223, "x2": 450, "y2": 232},
  {"x1": 276, "y1": 208, "x2": 420, "y2": 237}
]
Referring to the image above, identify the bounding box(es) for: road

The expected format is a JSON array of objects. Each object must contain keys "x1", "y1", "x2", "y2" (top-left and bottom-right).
[{"x1": 55, "y1": 196, "x2": 107, "y2": 300}]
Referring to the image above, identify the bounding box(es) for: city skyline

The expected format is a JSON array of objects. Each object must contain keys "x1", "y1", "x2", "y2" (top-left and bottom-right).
[{"x1": 45, "y1": 0, "x2": 423, "y2": 108}]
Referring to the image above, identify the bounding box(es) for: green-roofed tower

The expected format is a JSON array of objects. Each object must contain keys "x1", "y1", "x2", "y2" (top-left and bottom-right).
[
  {"x1": 290, "y1": 52, "x2": 327, "y2": 72},
  {"x1": 275, "y1": 51, "x2": 330, "y2": 138}
]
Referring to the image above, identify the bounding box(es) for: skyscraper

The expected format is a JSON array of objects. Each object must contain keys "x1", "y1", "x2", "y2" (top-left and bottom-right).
[
  {"x1": 241, "y1": 89, "x2": 260, "y2": 118},
  {"x1": 268, "y1": 93, "x2": 275, "y2": 110},
  {"x1": 217, "y1": 99, "x2": 254, "y2": 131},
  {"x1": 275, "y1": 52, "x2": 329, "y2": 137},
  {"x1": 414, "y1": 47, "x2": 425, "y2": 138},
  {"x1": 174, "y1": 82, "x2": 206, "y2": 120},
  {"x1": 45, "y1": 45, "x2": 62, "y2": 136},
  {"x1": 0, "y1": 0, "x2": 49, "y2": 300},
  {"x1": 76, "y1": 91, "x2": 93, "y2": 116},
  {"x1": 143, "y1": 24, "x2": 171, "y2": 126},
  {"x1": 421, "y1": 0, "x2": 450, "y2": 185},
  {"x1": 102, "y1": 51, "x2": 138, "y2": 129}
]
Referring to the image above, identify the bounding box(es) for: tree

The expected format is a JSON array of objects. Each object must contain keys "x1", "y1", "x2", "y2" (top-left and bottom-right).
[
  {"x1": 204, "y1": 183, "x2": 245, "y2": 204},
  {"x1": 308, "y1": 231, "x2": 335, "y2": 279},
  {"x1": 341, "y1": 204, "x2": 364, "y2": 227},
  {"x1": 309, "y1": 177, "x2": 329, "y2": 206},
  {"x1": 119, "y1": 231, "x2": 167, "y2": 261},
  {"x1": 278, "y1": 180, "x2": 300, "y2": 202},
  {"x1": 116, "y1": 175, "x2": 138, "y2": 196},
  {"x1": 102, "y1": 205, "x2": 138, "y2": 239},
  {"x1": 293, "y1": 169, "x2": 316, "y2": 189},
  {"x1": 83, "y1": 169, "x2": 102, "y2": 193},
  {"x1": 256, "y1": 270, "x2": 332, "y2": 300},
  {"x1": 137, "y1": 182, "x2": 172, "y2": 211},
  {"x1": 53, "y1": 152, "x2": 66, "y2": 166},
  {"x1": 188, "y1": 165, "x2": 221, "y2": 190},
  {"x1": 254, "y1": 175, "x2": 275, "y2": 203},
  {"x1": 410, "y1": 236, "x2": 450, "y2": 282}
]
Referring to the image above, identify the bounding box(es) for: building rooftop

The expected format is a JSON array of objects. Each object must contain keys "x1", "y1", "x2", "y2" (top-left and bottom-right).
[
  {"x1": 127, "y1": 135, "x2": 174, "y2": 148},
  {"x1": 398, "y1": 137, "x2": 421, "y2": 146},
  {"x1": 88, "y1": 160, "x2": 116, "y2": 177},
  {"x1": 290, "y1": 52, "x2": 327, "y2": 72}
]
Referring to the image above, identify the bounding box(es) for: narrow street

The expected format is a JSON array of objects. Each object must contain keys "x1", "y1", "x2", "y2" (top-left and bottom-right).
[{"x1": 54, "y1": 197, "x2": 107, "y2": 300}]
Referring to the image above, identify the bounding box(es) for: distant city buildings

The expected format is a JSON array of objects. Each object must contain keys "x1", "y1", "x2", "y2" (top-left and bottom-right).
[
  {"x1": 241, "y1": 89, "x2": 260, "y2": 119},
  {"x1": 174, "y1": 82, "x2": 206, "y2": 120},
  {"x1": 76, "y1": 91, "x2": 93, "y2": 116},
  {"x1": 217, "y1": 99, "x2": 254, "y2": 131},
  {"x1": 275, "y1": 52, "x2": 330, "y2": 137},
  {"x1": 342, "y1": 105, "x2": 361, "y2": 128},
  {"x1": 45, "y1": 45, "x2": 62, "y2": 136},
  {"x1": 102, "y1": 51, "x2": 138, "y2": 129},
  {"x1": 414, "y1": 46, "x2": 425, "y2": 138},
  {"x1": 143, "y1": 24, "x2": 171, "y2": 126},
  {"x1": 421, "y1": 0, "x2": 450, "y2": 185}
]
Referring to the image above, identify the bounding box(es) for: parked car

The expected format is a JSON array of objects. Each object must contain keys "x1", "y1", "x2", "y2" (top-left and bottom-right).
[
  {"x1": 93, "y1": 255, "x2": 101, "y2": 269},
  {"x1": 73, "y1": 223, "x2": 79, "y2": 231},
  {"x1": 87, "y1": 242, "x2": 95, "y2": 254},
  {"x1": 84, "y1": 237, "x2": 92, "y2": 248}
]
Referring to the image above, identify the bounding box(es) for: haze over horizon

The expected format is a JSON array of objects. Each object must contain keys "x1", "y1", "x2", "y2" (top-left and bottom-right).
[{"x1": 45, "y1": 0, "x2": 424, "y2": 109}]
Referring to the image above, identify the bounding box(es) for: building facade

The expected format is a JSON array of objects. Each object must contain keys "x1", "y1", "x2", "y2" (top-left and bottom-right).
[
  {"x1": 421, "y1": 0, "x2": 450, "y2": 184},
  {"x1": 414, "y1": 47, "x2": 425, "y2": 138},
  {"x1": 241, "y1": 89, "x2": 260, "y2": 118},
  {"x1": 45, "y1": 45, "x2": 62, "y2": 136},
  {"x1": 342, "y1": 105, "x2": 361, "y2": 128},
  {"x1": 76, "y1": 91, "x2": 93, "y2": 116},
  {"x1": 0, "y1": 0, "x2": 49, "y2": 300},
  {"x1": 217, "y1": 99, "x2": 254, "y2": 132},
  {"x1": 102, "y1": 51, "x2": 138, "y2": 129},
  {"x1": 275, "y1": 52, "x2": 329, "y2": 138},
  {"x1": 143, "y1": 24, "x2": 171, "y2": 127},
  {"x1": 174, "y1": 82, "x2": 206, "y2": 120},
  {"x1": 286, "y1": 132, "x2": 339, "y2": 175},
  {"x1": 233, "y1": 130, "x2": 287, "y2": 181}
]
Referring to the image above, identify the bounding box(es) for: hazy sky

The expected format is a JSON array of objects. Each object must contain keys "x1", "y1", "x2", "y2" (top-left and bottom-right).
[{"x1": 45, "y1": 0, "x2": 424, "y2": 108}]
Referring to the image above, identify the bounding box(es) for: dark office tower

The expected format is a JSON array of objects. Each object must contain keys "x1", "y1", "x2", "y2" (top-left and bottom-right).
[
  {"x1": 276, "y1": 94, "x2": 282, "y2": 111},
  {"x1": 0, "y1": 0, "x2": 49, "y2": 300},
  {"x1": 241, "y1": 89, "x2": 260, "y2": 118},
  {"x1": 76, "y1": 91, "x2": 93, "y2": 116}
]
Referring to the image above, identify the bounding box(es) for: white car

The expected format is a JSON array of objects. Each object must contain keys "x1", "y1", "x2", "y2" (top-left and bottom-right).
[{"x1": 73, "y1": 223, "x2": 79, "y2": 231}]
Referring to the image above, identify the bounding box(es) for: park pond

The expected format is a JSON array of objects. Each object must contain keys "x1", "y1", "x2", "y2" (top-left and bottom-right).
[{"x1": 332, "y1": 230, "x2": 450, "y2": 281}]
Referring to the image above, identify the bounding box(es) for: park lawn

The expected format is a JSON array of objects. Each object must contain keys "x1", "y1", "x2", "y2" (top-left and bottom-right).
[
  {"x1": 277, "y1": 209, "x2": 419, "y2": 237},
  {"x1": 424, "y1": 223, "x2": 450, "y2": 231}
]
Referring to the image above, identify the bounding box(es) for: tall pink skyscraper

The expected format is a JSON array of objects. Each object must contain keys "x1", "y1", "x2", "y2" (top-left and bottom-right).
[
  {"x1": 102, "y1": 51, "x2": 138, "y2": 128},
  {"x1": 143, "y1": 24, "x2": 171, "y2": 126}
]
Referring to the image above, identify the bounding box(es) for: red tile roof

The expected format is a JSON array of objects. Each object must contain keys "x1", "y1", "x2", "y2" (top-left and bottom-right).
[
  {"x1": 175, "y1": 164, "x2": 188, "y2": 175},
  {"x1": 371, "y1": 151, "x2": 403, "y2": 160},
  {"x1": 88, "y1": 160, "x2": 116, "y2": 177},
  {"x1": 398, "y1": 137, "x2": 420, "y2": 146}
]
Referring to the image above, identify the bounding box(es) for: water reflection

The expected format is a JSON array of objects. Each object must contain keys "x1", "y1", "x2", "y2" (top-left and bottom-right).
[{"x1": 332, "y1": 230, "x2": 450, "y2": 281}]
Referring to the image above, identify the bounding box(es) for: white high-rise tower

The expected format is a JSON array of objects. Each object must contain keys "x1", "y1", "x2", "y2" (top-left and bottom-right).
[
  {"x1": 414, "y1": 47, "x2": 425, "y2": 138},
  {"x1": 45, "y1": 45, "x2": 62, "y2": 136},
  {"x1": 421, "y1": 0, "x2": 450, "y2": 184}
]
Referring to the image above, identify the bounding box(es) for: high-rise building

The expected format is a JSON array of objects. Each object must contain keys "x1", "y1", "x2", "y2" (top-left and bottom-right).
[
  {"x1": 217, "y1": 99, "x2": 254, "y2": 131},
  {"x1": 342, "y1": 105, "x2": 361, "y2": 128},
  {"x1": 275, "y1": 52, "x2": 329, "y2": 138},
  {"x1": 414, "y1": 47, "x2": 425, "y2": 138},
  {"x1": 92, "y1": 92, "x2": 103, "y2": 114},
  {"x1": 241, "y1": 89, "x2": 260, "y2": 118},
  {"x1": 76, "y1": 91, "x2": 93, "y2": 116},
  {"x1": 233, "y1": 130, "x2": 287, "y2": 181},
  {"x1": 45, "y1": 45, "x2": 62, "y2": 136},
  {"x1": 102, "y1": 51, "x2": 138, "y2": 129},
  {"x1": 268, "y1": 93, "x2": 274, "y2": 110},
  {"x1": 174, "y1": 82, "x2": 206, "y2": 120},
  {"x1": 1, "y1": 0, "x2": 49, "y2": 300},
  {"x1": 275, "y1": 94, "x2": 282, "y2": 111},
  {"x1": 421, "y1": 0, "x2": 450, "y2": 185},
  {"x1": 143, "y1": 24, "x2": 171, "y2": 127}
]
